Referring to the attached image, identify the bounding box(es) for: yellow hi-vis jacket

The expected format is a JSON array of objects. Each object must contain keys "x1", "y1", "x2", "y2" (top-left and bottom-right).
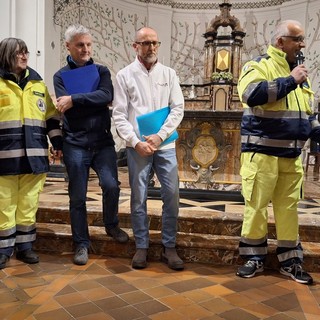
[
  {"x1": 237, "y1": 45, "x2": 318, "y2": 158},
  {"x1": 0, "y1": 67, "x2": 62, "y2": 175}
]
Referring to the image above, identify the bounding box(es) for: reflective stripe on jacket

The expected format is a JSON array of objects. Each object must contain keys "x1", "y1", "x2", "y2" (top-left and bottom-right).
[
  {"x1": 237, "y1": 45, "x2": 315, "y2": 158},
  {"x1": 0, "y1": 67, "x2": 62, "y2": 175}
]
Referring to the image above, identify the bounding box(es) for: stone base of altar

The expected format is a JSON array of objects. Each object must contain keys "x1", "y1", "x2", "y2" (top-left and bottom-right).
[{"x1": 175, "y1": 110, "x2": 242, "y2": 191}]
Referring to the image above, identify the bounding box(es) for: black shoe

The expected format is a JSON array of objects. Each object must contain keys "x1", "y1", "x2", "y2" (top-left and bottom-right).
[
  {"x1": 280, "y1": 263, "x2": 313, "y2": 285},
  {"x1": 0, "y1": 253, "x2": 10, "y2": 269},
  {"x1": 106, "y1": 226, "x2": 129, "y2": 243},
  {"x1": 236, "y1": 260, "x2": 264, "y2": 278},
  {"x1": 16, "y1": 249, "x2": 39, "y2": 264}
]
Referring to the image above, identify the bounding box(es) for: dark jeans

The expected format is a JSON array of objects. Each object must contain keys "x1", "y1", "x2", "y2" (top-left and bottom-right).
[{"x1": 63, "y1": 142, "x2": 120, "y2": 248}]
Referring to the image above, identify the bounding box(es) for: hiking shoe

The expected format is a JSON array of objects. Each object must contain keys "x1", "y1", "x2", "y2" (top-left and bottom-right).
[
  {"x1": 16, "y1": 249, "x2": 39, "y2": 264},
  {"x1": 106, "y1": 226, "x2": 129, "y2": 243},
  {"x1": 161, "y1": 247, "x2": 184, "y2": 271},
  {"x1": 280, "y1": 263, "x2": 313, "y2": 285},
  {"x1": 236, "y1": 260, "x2": 264, "y2": 278},
  {"x1": 132, "y1": 249, "x2": 148, "y2": 269},
  {"x1": 73, "y1": 247, "x2": 88, "y2": 265}
]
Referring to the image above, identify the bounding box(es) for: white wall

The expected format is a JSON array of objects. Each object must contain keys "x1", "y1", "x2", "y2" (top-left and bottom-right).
[
  {"x1": 0, "y1": 0, "x2": 60, "y2": 94},
  {"x1": 1, "y1": 0, "x2": 320, "y2": 97}
]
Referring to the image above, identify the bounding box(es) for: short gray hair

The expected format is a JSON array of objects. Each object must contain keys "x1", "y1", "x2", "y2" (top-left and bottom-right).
[
  {"x1": 271, "y1": 20, "x2": 302, "y2": 45},
  {"x1": 65, "y1": 24, "x2": 91, "y2": 42}
]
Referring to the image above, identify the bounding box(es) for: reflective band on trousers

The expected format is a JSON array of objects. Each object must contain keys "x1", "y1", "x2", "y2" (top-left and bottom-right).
[
  {"x1": 241, "y1": 135, "x2": 306, "y2": 148},
  {"x1": 243, "y1": 108, "x2": 309, "y2": 120},
  {"x1": 239, "y1": 246, "x2": 268, "y2": 255},
  {"x1": 277, "y1": 249, "x2": 303, "y2": 263}
]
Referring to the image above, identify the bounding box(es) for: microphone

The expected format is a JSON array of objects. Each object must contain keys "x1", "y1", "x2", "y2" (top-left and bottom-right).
[
  {"x1": 296, "y1": 51, "x2": 305, "y2": 65},
  {"x1": 295, "y1": 51, "x2": 306, "y2": 88}
]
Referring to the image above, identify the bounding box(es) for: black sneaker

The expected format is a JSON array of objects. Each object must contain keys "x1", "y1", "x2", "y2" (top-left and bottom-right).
[
  {"x1": 280, "y1": 263, "x2": 313, "y2": 285},
  {"x1": 106, "y1": 226, "x2": 129, "y2": 243},
  {"x1": 236, "y1": 260, "x2": 264, "y2": 278}
]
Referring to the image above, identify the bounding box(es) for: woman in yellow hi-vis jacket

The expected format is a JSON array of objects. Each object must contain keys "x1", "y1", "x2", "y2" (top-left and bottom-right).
[
  {"x1": 236, "y1": 20, "x2": 320, "y2": 285},
  {"x1": 0, "y1": 38, "x2": 62, "y2": 269}
]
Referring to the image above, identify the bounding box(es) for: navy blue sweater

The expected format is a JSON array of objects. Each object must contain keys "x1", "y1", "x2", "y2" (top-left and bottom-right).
[{"x1": 53, "y1": 57, "x2": 114, "y2": 149}]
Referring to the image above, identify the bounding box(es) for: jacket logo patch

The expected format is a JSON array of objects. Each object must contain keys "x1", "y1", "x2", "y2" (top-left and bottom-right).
[
  {"x1": 33, "y1": 91, "x2": 45, "y2": 97},
  {"x1": 37, "y1": 99, "x2": 46, "y2": 112}
]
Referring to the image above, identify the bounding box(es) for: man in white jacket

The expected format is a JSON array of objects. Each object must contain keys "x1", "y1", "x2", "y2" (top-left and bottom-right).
[{"x1": 113, "y1": 27, "x2": 185, "y2": 270}]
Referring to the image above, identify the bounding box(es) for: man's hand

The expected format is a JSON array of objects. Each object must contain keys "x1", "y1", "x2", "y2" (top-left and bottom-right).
[
  {"x1": 142, "y1": 134, "x2": 162, "y2": 149},
  {"x1": 291, "y1": 64, "x2": 308, "y2": 85},
  {"x1": 56, "y1": 96, "x2": 73, "y2": 113},
  {"x1": 135, "y1": 141, "x2": 157, "y2": 157}
]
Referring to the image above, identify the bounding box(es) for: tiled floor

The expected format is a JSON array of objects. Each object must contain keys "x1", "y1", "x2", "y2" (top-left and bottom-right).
[
  {"x1": 1, "y1": 253, "x2": 320, "y2": 320},
  {"x1": 1, "y1": 167, "x2": 320, "y2": 319}
]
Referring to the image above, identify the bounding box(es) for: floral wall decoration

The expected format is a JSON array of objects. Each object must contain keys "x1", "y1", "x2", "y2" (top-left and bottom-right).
[
  {"x1": 54, "y1": 0, "x2": 147, "y2": 76},
  {"x1": 53, "y1": 0, "x2": 320, "y2": 99},
  {"x1": 171, "y1": 20, "x2": 205, "y2": 84}
]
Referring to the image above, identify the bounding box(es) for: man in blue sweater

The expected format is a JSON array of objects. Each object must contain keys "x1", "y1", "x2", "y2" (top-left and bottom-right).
[{"x1": 53, "y1": 24, "x2": 128, "y2": 265}]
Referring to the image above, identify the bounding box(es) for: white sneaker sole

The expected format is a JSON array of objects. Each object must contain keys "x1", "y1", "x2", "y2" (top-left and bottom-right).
[
  {"x1": 237, "y1": 267, "x2": 264, "y2": 278},
  {"x1": 279, "y1": 268, "x2": 312, "y2": 284}
]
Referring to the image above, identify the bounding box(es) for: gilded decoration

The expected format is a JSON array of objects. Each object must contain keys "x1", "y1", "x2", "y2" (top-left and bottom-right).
[
  {"x1": 216, "y1": 49, "x2": 230, "y2": 71},
  {"x1": 179, "y1": 122, "x2": 232, "y2": 186}
]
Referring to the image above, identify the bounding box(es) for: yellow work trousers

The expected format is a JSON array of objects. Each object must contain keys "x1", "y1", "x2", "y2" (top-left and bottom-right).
[
  {"x1": 0, "y1": 174, "x2": 46, "y2": 252},
  {"x1": 239, "y1": 152, "x2": 303, "y2": 263}
]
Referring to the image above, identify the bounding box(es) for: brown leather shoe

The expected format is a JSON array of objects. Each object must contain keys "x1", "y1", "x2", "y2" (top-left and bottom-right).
[
  {"x1": 132, "y1": 249, "x2": 148, "y2": 269},
  {"x1": 161, "y1": 247, "x2": 184, "y2": 271},
  {"x1": 16, "y1": 249, "x2": 39, "y2": 264}
]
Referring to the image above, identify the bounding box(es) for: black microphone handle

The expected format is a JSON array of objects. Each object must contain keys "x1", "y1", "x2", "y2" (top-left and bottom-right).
[{"x1": 295, "y1": 51, "x2": 306, "y2": 88}]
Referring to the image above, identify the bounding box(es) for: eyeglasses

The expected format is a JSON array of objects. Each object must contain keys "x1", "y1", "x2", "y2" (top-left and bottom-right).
[
  {"x1": 15, "y1": 51, "x2": 30, "y2": 58},
  {"x1": 135, "y1": 41, "x2": 161, "y2": 48},
  {"x1": 281, "y1": 35, "x2": 305, "y2": 43}
]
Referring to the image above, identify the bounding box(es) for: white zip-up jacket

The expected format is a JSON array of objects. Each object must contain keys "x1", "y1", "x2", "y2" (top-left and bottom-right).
[{"x1": 112, "y1": 57, "x2": 184, "y2": 149}]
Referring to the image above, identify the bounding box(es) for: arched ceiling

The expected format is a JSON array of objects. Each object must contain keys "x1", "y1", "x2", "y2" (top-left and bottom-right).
[{"x1": 134, "y1": 0, "x2": 295, "y2": 10}]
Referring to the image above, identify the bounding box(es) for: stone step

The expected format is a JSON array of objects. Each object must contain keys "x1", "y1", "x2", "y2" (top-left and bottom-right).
[
  {"x1": 34, "y1": 222, "x2": 320, "y2": 273},
  {"x1": 37, "y1": 206, "x2": 320, "y2": 243}
]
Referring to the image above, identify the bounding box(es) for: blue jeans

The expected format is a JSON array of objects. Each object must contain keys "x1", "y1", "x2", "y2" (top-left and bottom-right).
[
  {"x1": 63, "y1": 142, "x2": 120, "y2": 248},
  {"x1": 126, "y1": 147, "x2": 179, "y2": 249}
]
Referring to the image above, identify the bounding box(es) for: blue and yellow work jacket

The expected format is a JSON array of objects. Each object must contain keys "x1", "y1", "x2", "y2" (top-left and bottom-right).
[
  {"x1": 0, "y1": 67, "x2": 62, "y2": 175},
  {"x1": 238, "y1": 45, "x2": 320, "y2": 158}
]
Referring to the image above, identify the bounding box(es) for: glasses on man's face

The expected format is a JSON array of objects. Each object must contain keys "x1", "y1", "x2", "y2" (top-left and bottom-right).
[
  {"x1": 135, "y1": 41, "x2": 161, "y2": 48},
  {"x1": 281, "y1": 35, "x2": 305, "y2": 43},
  {"x1": 15, "y1": 51, "x2": 30, "y2": 58}
]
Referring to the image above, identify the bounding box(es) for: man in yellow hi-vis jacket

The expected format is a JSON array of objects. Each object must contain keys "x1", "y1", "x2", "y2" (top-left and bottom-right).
[
  {"x1": 0, "y1": 38, "x2": 62, "y2": 269},
  {"x1": 236, "y1": 20, "x2": 320, "y2": 285}
]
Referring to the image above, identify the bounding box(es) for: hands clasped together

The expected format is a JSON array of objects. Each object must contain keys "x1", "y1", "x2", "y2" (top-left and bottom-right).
[{"x1": 135, "y1": 134, "x2": 163, "y2": 157}]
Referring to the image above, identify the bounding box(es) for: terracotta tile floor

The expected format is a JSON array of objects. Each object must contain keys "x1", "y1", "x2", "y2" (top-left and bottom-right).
[
  {"x1": 1, "y1": 167, "x2": 320, "y2": 319},
  {"x1": 1, "y1": 254, "x2": 320, "y2": 320}
]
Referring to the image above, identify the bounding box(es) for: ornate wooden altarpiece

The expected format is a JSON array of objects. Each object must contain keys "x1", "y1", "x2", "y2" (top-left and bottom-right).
[{"x1": 176, "y1": 1, "x2": 246, "y2": 192}]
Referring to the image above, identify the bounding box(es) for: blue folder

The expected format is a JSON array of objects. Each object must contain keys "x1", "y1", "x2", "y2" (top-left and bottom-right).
[
  {"x1": 61, "y1": 64, "x2": 100, "y2": 94},
  {"x1": 136, "y1": 106, "x2": 179, "y2": 146}
]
